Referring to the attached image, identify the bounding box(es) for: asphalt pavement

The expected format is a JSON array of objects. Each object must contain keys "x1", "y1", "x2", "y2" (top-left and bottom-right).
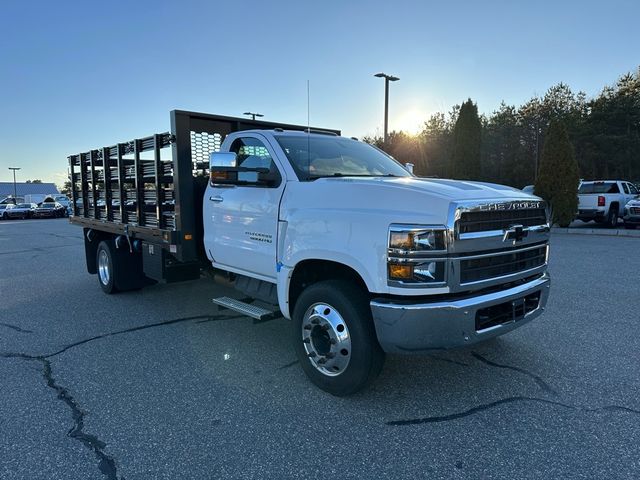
[{"x1": 1, "y1": 219, "x2": 639, "y2": 479}]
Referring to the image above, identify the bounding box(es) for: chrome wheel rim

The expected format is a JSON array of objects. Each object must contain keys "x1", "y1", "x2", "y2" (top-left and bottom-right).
[
  {"x1": 98, "y1": 250, "x2": 110, "y2": 285},
  {"x1": 301, "y1": 303, "x2": 351, "y2": 377}
]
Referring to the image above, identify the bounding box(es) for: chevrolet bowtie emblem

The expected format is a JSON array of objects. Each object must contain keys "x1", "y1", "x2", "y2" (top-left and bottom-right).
[{"x1": 503, "y1": 224, "x2": 528, "y2": 243}]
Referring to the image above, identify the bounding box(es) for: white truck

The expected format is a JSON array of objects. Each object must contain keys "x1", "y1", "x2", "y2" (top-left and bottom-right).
[
  {"x1": 69, "y1": 110, "x2": 551, "y2": 395},
  {"x1": 577, "y1": 180, "x2": 639, "y2": 227}
]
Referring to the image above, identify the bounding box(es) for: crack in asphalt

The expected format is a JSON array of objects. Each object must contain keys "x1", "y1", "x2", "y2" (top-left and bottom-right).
[
  {"x1": 471, "y1": 352, "x2": 557, "y2": 395},
  {"x1": 0, "y1": 312, "x2": 245, "y2": 479},
  {"x1": 45, "y1": 314, "x2": 241, "y2": 359},
  {"x1": 0, "y1": 322, "x2": 33, "y2": 333},
  {"x1": 0, "y1": 244, "x2": 80, "y2": 256},
  {"x1": 1, "y1": 352, "x2": 119, "y2": 479},
  {"x1": 196, "y1": 314, "x2": 244, "y2": 324},
  {"x1": 278, "y1": 360, "x2": 299, "y2": 369},
  {"x1": 427, "y1": 355, "x2": 469, "y2": 367},
  {"x1": 386, "y1": 396, "x2": 640, "y2": 426},
  {"x1": 42, "y1": 359, "x2": 119, "y2": 479}
]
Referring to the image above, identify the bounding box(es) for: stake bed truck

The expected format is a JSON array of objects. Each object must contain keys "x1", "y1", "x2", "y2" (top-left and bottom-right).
[{"x1": 69, "y1": 110, "x2": 551, "y2": 395}]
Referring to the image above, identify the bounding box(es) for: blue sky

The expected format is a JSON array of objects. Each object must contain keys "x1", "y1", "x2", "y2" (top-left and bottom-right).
[{"x1": 1, "y1": 0, "x2": 638, "y2": 186}]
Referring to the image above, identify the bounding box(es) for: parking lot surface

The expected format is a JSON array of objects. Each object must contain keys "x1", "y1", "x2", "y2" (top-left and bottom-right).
[{"x1": 1, "y1": 219, "x2": 639, "y2": 479}]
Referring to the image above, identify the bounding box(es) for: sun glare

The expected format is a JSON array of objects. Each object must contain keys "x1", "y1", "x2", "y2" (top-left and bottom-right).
[{"x1": 393, "y1": 108, "x2": 427, "y2": 135}]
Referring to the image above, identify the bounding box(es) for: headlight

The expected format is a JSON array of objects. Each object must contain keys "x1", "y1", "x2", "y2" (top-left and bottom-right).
[
  {"x1": 388, "y1": 225, "x2": 448, "y2": 286},
  {"x1": 389, "y1": 226, "x2": 446, "y2": 252}
]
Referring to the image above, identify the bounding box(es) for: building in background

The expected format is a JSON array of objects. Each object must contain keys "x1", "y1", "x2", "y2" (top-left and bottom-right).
[{"x1": 0, "y1": 182, "x2": 60, "y2": 204}]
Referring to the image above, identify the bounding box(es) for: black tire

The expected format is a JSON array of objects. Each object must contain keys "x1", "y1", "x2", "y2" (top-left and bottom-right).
[
  {"x1": 96, "y1": 241, "x2": 118, "y2": 294},
  {"x1": 606, "y1": 206, "x2": 618, "y2": 228},
  {"x1": 292, "y1": 280, "x2": 385, "y2": 396}
]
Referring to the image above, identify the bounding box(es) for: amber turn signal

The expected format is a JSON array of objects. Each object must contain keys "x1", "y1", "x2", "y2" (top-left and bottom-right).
[{"x1": 388, "y1": 264, "x2": 413, "y2": 280}]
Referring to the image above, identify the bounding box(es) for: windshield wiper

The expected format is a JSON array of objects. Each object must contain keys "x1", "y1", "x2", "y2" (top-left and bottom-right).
[{"x1": 307, "y1": 173, "x2": 396, "y2": 181}]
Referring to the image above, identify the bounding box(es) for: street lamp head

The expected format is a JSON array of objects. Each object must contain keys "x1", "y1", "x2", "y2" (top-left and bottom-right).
[
  {"x1": 243, "y1": 111, "x2": 264, "y2": 120},
  {"x1": 374, "y1": 73, "x2": 400, "y2": 81}
]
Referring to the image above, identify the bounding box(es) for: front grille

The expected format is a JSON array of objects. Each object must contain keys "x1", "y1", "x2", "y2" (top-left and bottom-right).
[
  {"x1": 459, "y1": 208, "x2": 547, "y2": 234},
  {"x1": 475, "y1": 292, "x2": 540, "y2": 331},
  {"x1": 460, "y1": 245, "x2": 546, "y2": 284},
  {"x1": 631, "y1": 207, "x2": 640, "y2": 215}
]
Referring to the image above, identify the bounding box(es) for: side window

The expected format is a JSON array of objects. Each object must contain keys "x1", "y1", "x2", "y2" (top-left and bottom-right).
[
  {"x1": 229, "y1": 137, "x2": 281, "y2": 187},
  {"x1": 608, "y1": 183, "x2": 620, "y2": 194},
  {"x1": 629, "y1": 183, "x2": 639, "y2": 195},
  {"x1": 622, "y1": 183, "x2": 629, "y2": 194}
]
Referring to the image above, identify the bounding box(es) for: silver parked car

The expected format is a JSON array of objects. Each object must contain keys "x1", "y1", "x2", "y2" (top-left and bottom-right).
[
  {"x1": 2, "y1": 203, "x2": 37, "y2": 220},
  {"x1": 623, "y1": 197, "x2": 640, "y2": 229}
]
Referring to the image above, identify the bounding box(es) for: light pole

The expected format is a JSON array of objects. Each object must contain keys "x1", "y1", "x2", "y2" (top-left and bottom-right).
[
  {"x1": 374, "y1": 72, "x2": 400, "y2": 144},
  {"x1": 243, "y1": 112, "x2": 264, "y2": 121},
  {"x1": 8, "y1": 167, "x2": 21, "y2": 199}
]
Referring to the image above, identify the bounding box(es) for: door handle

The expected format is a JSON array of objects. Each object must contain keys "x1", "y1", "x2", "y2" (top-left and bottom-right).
[{"x1": 209, "y1": 195, "x2": 224, "y2": 203}]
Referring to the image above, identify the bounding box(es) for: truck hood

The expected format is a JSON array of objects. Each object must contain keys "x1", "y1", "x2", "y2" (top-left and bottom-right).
[
  {"x1": 282, "y1": 176, "x2": 539, "y2": 226},
  {"x1": 335, "y1": 176, "x2": 534, "y2": 201}
]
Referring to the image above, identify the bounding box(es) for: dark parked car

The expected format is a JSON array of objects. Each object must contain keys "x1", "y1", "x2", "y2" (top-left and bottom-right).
[
  {"x1": 2, "y1": 203, "x2": 37, "y2": 219},
  {"x1": 33, "y1": 202, "x2": 68, "y2": 218}
]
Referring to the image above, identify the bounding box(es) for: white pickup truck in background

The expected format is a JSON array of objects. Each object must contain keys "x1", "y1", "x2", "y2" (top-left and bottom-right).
[
  {"x1": 69, "y1": 111, "x2": 552, "y2": 395},
  {"x1": 577, "y1": 180, "x2": 639, "y2": 227}
]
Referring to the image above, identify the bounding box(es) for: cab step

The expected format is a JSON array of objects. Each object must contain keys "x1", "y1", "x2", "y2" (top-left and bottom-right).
[{"x1": 212, "y1": 296, "x2": 279, "y2": 321}]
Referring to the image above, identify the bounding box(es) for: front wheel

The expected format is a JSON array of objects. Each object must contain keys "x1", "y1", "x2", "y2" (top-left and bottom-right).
[{"x1": 292, "y1": 280, "x2": 385, "y2": 396}]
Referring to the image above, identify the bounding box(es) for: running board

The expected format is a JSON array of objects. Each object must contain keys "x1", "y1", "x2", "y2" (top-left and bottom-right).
[{"x1": 212, "y1": 296, "x2": 279, "y2": 321}]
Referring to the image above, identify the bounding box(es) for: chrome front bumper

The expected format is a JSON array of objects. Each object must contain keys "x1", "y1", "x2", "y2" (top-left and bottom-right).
[{"x1": 370, "y1": 273, "x2": 550, "y2": 353}]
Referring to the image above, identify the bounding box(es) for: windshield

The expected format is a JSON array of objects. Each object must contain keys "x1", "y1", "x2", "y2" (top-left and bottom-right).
[
  {"x1": 16, "y1": 204, "x2": 31, "y2": 208},
  {"x1": 41, "y1": 203, "x2": 55, "y2": 208},
  {"x1": 275, "y1": 135, "x2": 411, "y2": 181},
  {"x1": 579, "y1": 182, "x2": 619, "y2": 194}
]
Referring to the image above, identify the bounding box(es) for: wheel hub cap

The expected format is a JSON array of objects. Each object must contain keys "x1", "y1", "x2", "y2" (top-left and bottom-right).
[
  {"x1": 98, "y1": 250, "x2": 110, "y2": 285},
  {"x1": 302, "y1": 303, "x2": 351, "y2": 376}
]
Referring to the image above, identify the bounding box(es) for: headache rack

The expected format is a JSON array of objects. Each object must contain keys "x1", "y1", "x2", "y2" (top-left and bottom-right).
[{"x1": 68, "y1": 110, "x2": 339, "y2": 263}]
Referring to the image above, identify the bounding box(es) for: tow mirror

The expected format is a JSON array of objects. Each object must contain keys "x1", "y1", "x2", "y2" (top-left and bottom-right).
[{"x1": 209, "y1": 152, "x2": 271, "y2": 186}]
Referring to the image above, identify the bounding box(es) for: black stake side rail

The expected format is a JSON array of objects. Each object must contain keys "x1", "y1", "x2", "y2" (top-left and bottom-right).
[{"x1": 69, "y1": 109, "x2": 340, "y2": 264}]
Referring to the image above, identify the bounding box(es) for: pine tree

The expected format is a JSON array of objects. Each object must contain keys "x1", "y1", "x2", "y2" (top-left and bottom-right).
[
  {"x1": 535, "y1": 120, "x2": 580, "y2": 227},
  {"x1": 451, "y1": 99, "x2": 481, "y2": 179}
]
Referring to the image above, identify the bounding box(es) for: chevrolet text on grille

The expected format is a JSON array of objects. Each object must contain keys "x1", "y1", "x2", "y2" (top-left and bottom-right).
[{"x1": 478, "y1": 201, "x2": 542, "y2": 211}]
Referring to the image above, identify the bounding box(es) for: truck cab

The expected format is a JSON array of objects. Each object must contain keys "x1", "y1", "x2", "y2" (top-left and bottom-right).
[{"x1": 205, "y1": 129, "x2": 550, "y2": 394}]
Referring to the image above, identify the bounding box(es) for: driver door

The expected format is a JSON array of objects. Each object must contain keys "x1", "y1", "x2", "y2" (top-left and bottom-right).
[{"x1": 203, "y1": 134, "x2": 284, "y2": 280}]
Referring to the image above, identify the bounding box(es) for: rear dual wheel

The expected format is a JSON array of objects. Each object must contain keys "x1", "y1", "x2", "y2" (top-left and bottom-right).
[
  {"x1": 292, "y1": 280, "x2": 385, "y2": 396},
  {"x1": 96, "y1": 240, "x2": 144, "y2": 294}
]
